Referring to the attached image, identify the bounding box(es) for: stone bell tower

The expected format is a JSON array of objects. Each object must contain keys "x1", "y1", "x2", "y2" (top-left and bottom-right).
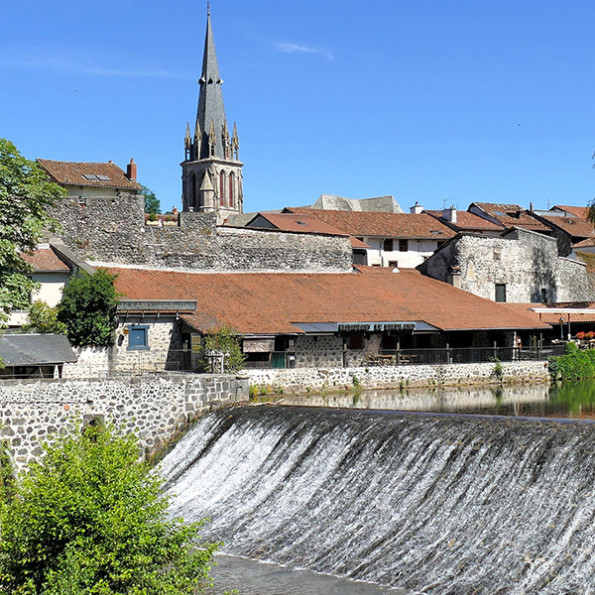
[{"x1": 181, "y1": 5, "x2": 243, "y2": 224}]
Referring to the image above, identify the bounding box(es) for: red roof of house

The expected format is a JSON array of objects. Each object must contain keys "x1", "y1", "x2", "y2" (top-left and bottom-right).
[
  {"x1": 108, "y1": 266, "x2": 550, "y2": 335},
  {"x1": 37, "y1": 159, "x2": 141, "y2": 191},
  {"x1": 537, "y1": 214, "x2": 595, "y2": 239},
  {"x1": 285, "y1": 208, "x2": 456, "y2": 240},
  {"x1": 471, "y1": 203, "x2": 550, "y2": 232},
  {"x1": 425, "y1": 210, "x2": 503, "y2": 232},
  {"x1": 21, "y1": 248, "x2": 70, "y2": 273},
  {"x1": 574, "y1": 237, "x2": 595, "y2": 249},
  {"x1": 246, "y1": 213, "x2": 370, "y2": 249},
  {"x1": 553, "y1": 205, "x2": 590, "y2": 219},
  {"x1": 500, "y1": 303, "x2": 595, "y2": 324}
]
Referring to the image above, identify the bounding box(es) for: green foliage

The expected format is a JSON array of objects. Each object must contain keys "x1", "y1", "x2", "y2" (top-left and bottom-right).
[
  {"x1": 141, "y1": 185, "x2": 161, "y2": 216},
  {"x1": 0, "y1": 425, "x2": 218, "y2": 594},
  {"x1": 200, "y1": 327, "x2": 246, "y2": 374},
  {"x1": 0, "y1": 139, "x2": 65, "y2": 325},
  {"x1": 22, "y1": 301, "x2": 67, "y2": 334},
  {"x1": 57, "y1": 269, "x2": 120, "y2": 347},
  {"x1": 490, "y1": 357, "x2": 503, "y2": 382},
  {"x1": 548, "y1": 342, "x2": 595, "y2": 381}
]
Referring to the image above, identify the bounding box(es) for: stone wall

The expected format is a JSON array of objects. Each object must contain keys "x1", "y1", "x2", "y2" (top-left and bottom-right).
[
  {"x1": 49, "y1": 199, "x2": 353, "y2": 272},
  {"x1": 419, "y1": 230, "x2": 595, "y2": 303},
  {"x1": 245, "y1": 360, "x2": 550, "y2": 393},
  {"x1": 0, "y1": 374, "x2": 249, "y2": 470}
]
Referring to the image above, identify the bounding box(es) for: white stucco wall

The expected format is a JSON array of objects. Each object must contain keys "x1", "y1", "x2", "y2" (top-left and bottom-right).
[{"x1": 364, "y1": 237, "x2": 441, "y2": 269}]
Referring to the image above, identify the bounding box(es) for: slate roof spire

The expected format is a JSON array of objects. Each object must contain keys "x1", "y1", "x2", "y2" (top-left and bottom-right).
[{"x1": 195, "y1": 6, "x2": 228, "y2": 160}]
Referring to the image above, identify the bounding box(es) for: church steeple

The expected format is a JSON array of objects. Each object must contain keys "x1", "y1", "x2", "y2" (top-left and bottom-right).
[
  {"x1": 181, "y1": 5, "x2": 244, "y2": 223},
  {"x1": 196, "y1": 8, "x2": 227, "y2": 160}
]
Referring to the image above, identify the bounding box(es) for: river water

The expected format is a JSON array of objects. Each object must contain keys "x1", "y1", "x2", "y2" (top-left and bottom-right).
[{"x1": 160, "y1": 382, "x2": 595, "y2": 594}]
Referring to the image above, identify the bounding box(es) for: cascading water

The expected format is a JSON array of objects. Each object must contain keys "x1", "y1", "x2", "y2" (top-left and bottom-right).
[{"x1": 160, "y1": 406, "x2": 595, "y2": 594}]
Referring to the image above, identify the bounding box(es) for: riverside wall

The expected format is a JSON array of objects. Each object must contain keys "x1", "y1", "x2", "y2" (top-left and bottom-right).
[
  {"x1": 244, "y1": 360, "x2": 551, "y2": 393},
  {"x1": 0, "y1": 374, "x2": 249, "y2": 470}
]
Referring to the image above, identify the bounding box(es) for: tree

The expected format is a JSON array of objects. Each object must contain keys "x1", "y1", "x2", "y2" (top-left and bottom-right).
[
  {"x1": 22, "y1": 300, "x2": 67, "y2": 334},
  {"x1": 0, "y1": 139, "x2": 65, "y2": 325},
  {"x1": 200, "y1": 326, "x2": 246, "y2": 373},
  {"x1": 57, "y1": 269, "x2": 120, "y2": 347},
  {"x1": 0, "y1": 425, "x2": 218, "y2": 594},
  {"x1": 141, "y1": 184, "x2": 161, "y2": 216}
]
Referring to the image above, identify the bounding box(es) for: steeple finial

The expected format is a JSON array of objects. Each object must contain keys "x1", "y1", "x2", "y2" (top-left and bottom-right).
[{"x1": 207, "y1": 1, "x2": 210, "y2": 17}]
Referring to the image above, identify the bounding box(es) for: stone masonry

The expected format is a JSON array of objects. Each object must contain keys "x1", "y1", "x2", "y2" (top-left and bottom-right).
[
  {"x1": 0, "y1": 374, "x2": 249, "y2": 471},
  {"x1": 49, "y1": 200, "x2": 353, "y2": 272},
  {"x1": 418, "y1": 229, "x2": 595, "y2": 303},
  {"x1": 246, "y1": 360, "x2": 550, "y2": 393}
]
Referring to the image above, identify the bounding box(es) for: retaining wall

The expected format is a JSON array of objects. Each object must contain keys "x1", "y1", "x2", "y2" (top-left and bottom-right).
[
  {"x1": 245, "y1": 360, "x2": 550, "y2": 393},
  {"x1": 0, "y1": 373, "x2": 249, "y2": 470}
]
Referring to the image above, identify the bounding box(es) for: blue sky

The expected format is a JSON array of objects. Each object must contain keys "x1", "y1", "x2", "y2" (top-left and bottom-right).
[{"x1": 1, "y1": 0, "x2": 593, "y2": 214}]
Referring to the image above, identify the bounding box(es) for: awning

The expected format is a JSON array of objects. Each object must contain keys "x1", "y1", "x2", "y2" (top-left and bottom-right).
[{"x1": 0, "y1": 334, "x2": 77, "y2": 366}]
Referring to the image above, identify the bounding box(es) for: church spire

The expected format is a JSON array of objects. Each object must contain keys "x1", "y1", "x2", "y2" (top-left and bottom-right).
[
  {"x1": 195, "y1": 7, "x2": 227, "y2": 160},
  {"x1": 181, "y1": 5, "x2": 244, "y2": 223}
]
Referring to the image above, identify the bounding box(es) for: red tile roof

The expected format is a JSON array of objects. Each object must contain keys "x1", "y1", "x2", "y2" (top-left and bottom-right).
[
  {"x1": 285, "y1": 208, "x2": 456, "y2": 240},
  {"x1": 574, "y1": 238, "x2": 595, "y2": 249},
  {"x1": 425, "y1": 210, "x2": 503, "y2": 232},
  {"x1": 37, "y1": 159, "x2": 141, "y2": 191},
  {"x1": 108, "y1": 266, "x2": 550, "y2": 335},
  {"x1": 500, "y1": 303, "x2": 595, "y2": 324},
  {"x1": 21, "y1": 248, "x2": 70, "y2": 273},
  {"x1": 553, "y1": 205, "x2": 590, "y2": 219},
  {"x1": 538, "y1": 214, "x2": 595, "y2": 239},
  {"x1": 471, "y1": 203, "x2": 550, "y2": 232},
  {"x1": 247, "y1": 213, "x2": 370, "y2": 249}
]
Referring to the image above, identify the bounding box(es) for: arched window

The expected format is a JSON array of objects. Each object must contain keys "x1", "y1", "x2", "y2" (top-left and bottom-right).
[
  {"x1": 219, "y1": 171, "x2": 225, "y2": 206},
  {"x1": 189, "y1": 173, "x2": 196, "y2": 209},
  {"x1": 229, "y1": 172, "x2": 234, "y2": 207}
]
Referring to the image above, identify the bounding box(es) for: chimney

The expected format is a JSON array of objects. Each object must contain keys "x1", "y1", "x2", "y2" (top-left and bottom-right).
[
  {"x1": 126, "y1": 158, "x2": 137, "y2": 182},
  {"x1": 442, "y1": 205, "x2": 457, "y2": 223},
  {"x1": 410, "y1": 201, "x2": 423, "y2": 214}
]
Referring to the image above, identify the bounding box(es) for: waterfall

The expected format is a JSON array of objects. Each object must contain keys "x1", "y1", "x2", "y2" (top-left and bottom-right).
[{"x1": 160, "y1": 406, "x2": 595, "y2": 594}]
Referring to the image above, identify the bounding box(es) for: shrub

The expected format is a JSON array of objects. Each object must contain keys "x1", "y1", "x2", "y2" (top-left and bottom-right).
[
  {"x1": 548, "y1": 342, "x2": 595, "y2": 381},
  {"x1": 57, "y1": 269, "x2": 120, "y2": 347},
  {"x1": 199, "y1": 327, "x2": 246, "y2": 374},
  {"x1": 22, "y1": 300, "x2": 67, "y2": 334},
  {"x1": 0, "y1": 425, "x2": 218, "y2": 594}
]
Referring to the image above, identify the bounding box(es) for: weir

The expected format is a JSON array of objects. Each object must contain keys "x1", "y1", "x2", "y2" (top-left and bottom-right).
[{"x1": 161, "y1": 406, "x2": 595, "y2": 594}]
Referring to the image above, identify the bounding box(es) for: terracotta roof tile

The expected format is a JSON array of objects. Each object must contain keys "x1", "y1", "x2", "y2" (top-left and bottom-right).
[
  {"x1": 553, "y1": 205, "x2": 590, "y2": 219},
  {"x1": 21, "y1": 248, "x2": 70, "y2": 273},
  {"x1": 37, "y1": 159, "x2": 141, "y2": 191},
  {"x1": 538, "y1": 214, "x2": 595, "y2": 239},
  {"x1": 425, "y1": 210, "x2": 503, "y2": 232},
  {"x1": 108, "y1": 266, "x2": 550, "y2": 335},
  {"x1": 285, "y1": 208, "x2": 456, "y2": 240},
  {"x1": 500, "y1": 302, "x2": 595, "y2": 324},
  {"x1": 471, "y1": 203, "x2": 550, "y2": 232}
]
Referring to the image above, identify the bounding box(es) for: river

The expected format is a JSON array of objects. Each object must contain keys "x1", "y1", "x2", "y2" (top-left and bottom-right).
[{"x1": 160, "y1": 382, "x2": 595, "y2": 594}]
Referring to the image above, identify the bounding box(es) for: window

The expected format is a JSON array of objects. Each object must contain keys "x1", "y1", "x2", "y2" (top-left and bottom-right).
[
  {"x1": 127, "y1": 325, "x2": 149, "y2": 350},
  {"x1": 348, "y1": 334, "x2": 364, "y2": 350},
  {"x1": 383, "y1": 239, "x2": 394, "y2": 252},
  {"x1": 388, "y1": 260, "x2": 398, "y2": 268},
  {"x1": 219, "y1": 171, "x2": 226, "y2": 206},
  {"x1": 495, "y1": 283, "x2": 507, "y2": 303},
  {"x1": 229, "y1": 172, "x2": 234, "y2": 206},
  {"x1": 398, "y1": 239, "x2": 409, "y2": 252}
]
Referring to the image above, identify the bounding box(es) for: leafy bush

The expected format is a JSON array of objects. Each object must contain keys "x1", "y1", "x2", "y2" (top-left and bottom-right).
[
  {"x1": 22, "y1": 300, "x2": 67, "y2": 334},
  {"x1": 57, "y1": 269, "x2": 120, "y2": 347},
  {"x1": 548, "y1": 342, "x2": 595, "y2": 381},
  {"x1": 0, "y1": 425, "x2": 218, "y2": 594},
  {"x1": 199, "y1": 327, "x2": 246, "y2": 373}
]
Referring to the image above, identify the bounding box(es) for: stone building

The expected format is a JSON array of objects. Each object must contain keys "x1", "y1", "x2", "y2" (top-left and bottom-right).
[
  {"x1": 105, "y1": 265, "x2": 551, "y2": 371},
  {"x1": 283, "y1": 207, "x2": 455, "y2": 268},
  {"x1": 181, "y1": 8, "x2": 243, "y2": 224},
  {"x1": 418, "y1": 228, "x2": 595, "y2": 304}
]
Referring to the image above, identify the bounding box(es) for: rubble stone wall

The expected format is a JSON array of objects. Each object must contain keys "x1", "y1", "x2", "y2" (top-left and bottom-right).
[{"x1": 0, "y1": 374, "x2": 249, "y2": 470}]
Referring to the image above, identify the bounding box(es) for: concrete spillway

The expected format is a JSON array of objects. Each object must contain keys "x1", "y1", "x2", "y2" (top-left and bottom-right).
[{"x1": 160, "y1": 406, "x2": 595, "y2": 593}]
